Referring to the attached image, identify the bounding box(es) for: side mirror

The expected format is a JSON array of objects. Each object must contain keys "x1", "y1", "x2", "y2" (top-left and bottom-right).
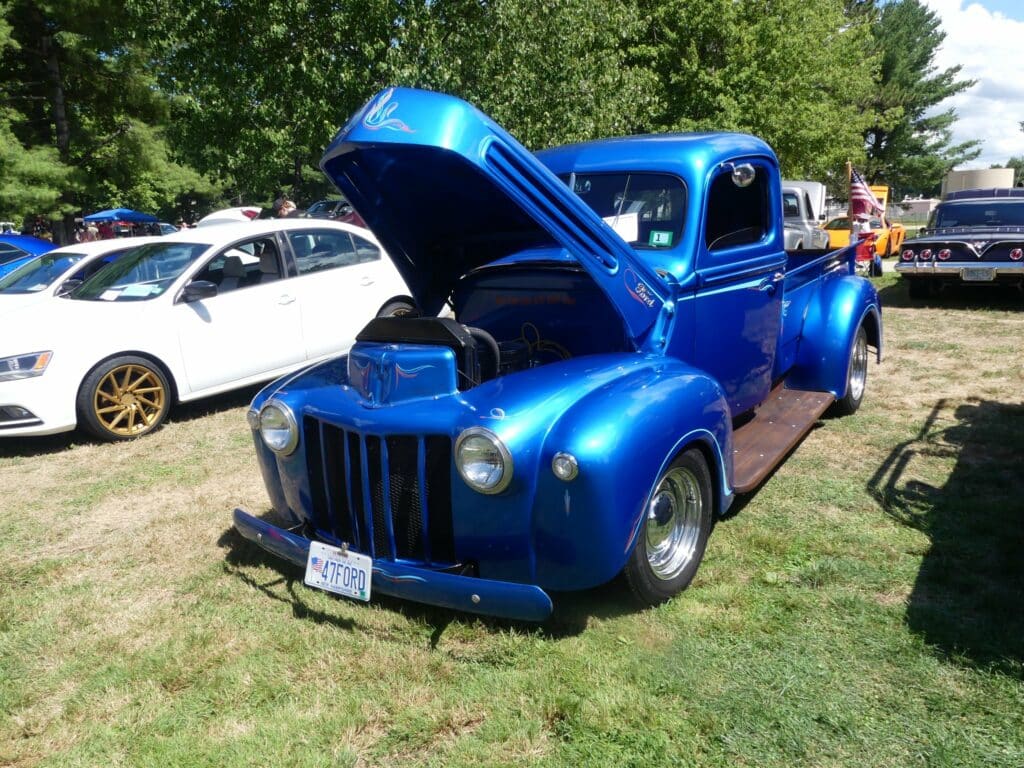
[
  {"x1": 181, "y1": 280, "x2": 218, "y2": 302},
  {"x1": 56, "y1": 278, "x2": 82, "y2": 296},
  {"x1": 818, "y1": 213, "x2": 826, "y2": 221}
]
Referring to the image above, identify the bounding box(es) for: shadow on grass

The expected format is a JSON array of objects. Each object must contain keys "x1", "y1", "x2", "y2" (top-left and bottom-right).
[
  {"x1": 217, "y1": 512, "x2": 638, "y2": 642},
  {"x1": 0, "y1": 383, "x2": 262, "y2": 459},
  {"x1": 869, "y1": 398, "x2": 1024, "y2": 675},
  {"x1": 877, "y1": 278, "x2": 1024, "y2": 310}
]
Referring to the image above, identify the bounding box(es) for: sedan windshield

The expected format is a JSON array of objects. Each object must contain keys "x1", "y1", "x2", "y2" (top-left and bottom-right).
[
  {"x1": 0, "y1": 243, "x2": 29, "y2": 266},
  {"x1": 0, "y1": 252, "x2": 85, "y2": 293},
  {"x1": 70, "y1": 242, "x2": 209, "y2": 301},
  {"x1": 560, "y1": 172, "x2": 686, "y2": 249},
  {"x1": 930, "y1": 200, "x2": 1024, "y2": 228}
]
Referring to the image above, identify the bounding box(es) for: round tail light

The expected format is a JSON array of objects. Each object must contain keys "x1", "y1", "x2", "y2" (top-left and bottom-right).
[
  {"x1": 1011, "y1": 248, "x2": 1023, "y2": 261},
  {"x1": 901, "y1": 249, "x2": 915, "y2": 261},
  {"x1": 937, "y1": 248, "x2": 951, "y2": 260},
  {"x1": 919, "y1": 249, "x2": 933, "y2": 261}
]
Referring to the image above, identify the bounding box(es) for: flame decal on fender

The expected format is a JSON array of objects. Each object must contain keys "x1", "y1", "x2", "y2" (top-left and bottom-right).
[
  {"x1": 373, "y1": 567, "x2": 427, "y2": 584},
  {"x1": 362, "y1": 88, "x2": 415, "y2": 133}
]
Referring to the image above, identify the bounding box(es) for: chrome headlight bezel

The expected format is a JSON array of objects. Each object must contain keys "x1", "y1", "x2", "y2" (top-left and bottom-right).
[
  {"x1": 258, "y1": 400, "x2": 299, "y2": 456},
  {"x1": 0, "y1": 351, "x2": 53, "y2": 382},
  {"x1": 455, "y1": 427, "x2": 513, "y2": 495}
]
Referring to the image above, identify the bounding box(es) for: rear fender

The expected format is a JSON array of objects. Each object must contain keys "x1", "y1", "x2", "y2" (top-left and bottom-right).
[
  {"x1": 788, "y1": 275, "x2": 882, "y2": 397},
  {"x1": 530, "y1": 361, "x2": 732, "y2": 590}
]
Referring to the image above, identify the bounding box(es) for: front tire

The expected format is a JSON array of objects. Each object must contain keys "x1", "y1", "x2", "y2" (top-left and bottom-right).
[
  {"x1": 831, "y1": 326, "x2": 868, "y2": 416},
  {"x1": 624, "y1": 448, "x2": 714, "y2": 607},
  {"x1": 77, "y1": 355, "x2": 171, "y2": 441}
]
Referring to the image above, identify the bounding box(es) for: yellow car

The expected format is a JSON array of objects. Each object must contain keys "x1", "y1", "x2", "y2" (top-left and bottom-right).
[{"x1": 821, "y1": 216, "x2": 906, "y2": 257}]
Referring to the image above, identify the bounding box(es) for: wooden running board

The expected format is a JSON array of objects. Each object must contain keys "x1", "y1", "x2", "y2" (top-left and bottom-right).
[{"x1": 731, "y1": 386, "x2": 835, "y2": 493}]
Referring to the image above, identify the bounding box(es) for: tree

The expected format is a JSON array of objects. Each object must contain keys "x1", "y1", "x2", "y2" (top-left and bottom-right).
[
  {"x1": 862, "y1": 0, "x2": 978, "y2": 197},
  {"x1": 631, "y1": 0, "x2": 879, "y2": 182},
  {"x1": 0, "y1": 0, "x2": 219, "y2": 241}
]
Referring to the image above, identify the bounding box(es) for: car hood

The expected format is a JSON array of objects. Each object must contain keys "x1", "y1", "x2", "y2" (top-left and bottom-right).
[
  {"x1": 320, "y1": 87, "x2": 669, "y2": 348},
  {"x1": 0, "y1": 295, "x2": 151, "y2": 355}
]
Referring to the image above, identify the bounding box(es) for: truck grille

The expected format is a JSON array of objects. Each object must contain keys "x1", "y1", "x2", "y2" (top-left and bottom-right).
[{"x1": 304, "y1": 418, "x2": 455, "y2": 566}]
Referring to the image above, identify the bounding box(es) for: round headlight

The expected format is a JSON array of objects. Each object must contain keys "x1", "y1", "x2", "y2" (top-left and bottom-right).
[
  {"x1": 456, "y1": 427, "x2": 512, "y2": 494},
  {"x1": 259, "y1": 401, "x2": 299, "y2": 455}
]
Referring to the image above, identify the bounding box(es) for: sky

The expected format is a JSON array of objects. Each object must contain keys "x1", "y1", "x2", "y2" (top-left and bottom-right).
[{"x1": 922, "y1": 0, "x2": 1024, "y2": 168}]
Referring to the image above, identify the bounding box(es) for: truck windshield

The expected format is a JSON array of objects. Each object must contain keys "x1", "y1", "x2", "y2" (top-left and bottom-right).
[
  {"x1": 930, "y1": 200, "x2": 1024, "y2": 228},
  {"x1": 69, "y1": 242, "x2": 208, "y2": 301},
  {"x1": 560, "y1": 172, "x2": 686, "y2": 249}
]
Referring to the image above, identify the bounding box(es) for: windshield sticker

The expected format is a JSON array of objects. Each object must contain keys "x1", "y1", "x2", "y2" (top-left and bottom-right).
[
  {"x1": 362, "y1": 87, "x2": 414, "y2": 133},
  {"x1": 121, "y1": 283, "x2": 157, "y2": 297},
  {"x1": 624, "y1": 268, "x2": 657, "y2": 308},
  {"x1": 649, "y1": 230, "x2": 673, "y2": 247},
  {"x1": 602, "y1": 212, "x2": 638, "y2": 243}
]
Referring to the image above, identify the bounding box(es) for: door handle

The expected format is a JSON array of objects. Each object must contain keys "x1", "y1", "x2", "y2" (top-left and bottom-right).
[
  {"x1": 278, "y1": 294, "x2": 296, "y2": 305},
  {"x1": 759, "y1": 279, "x2": 777, "y2": 296},
  {"x1": 360, "y1": 277, "x2": 374, "y2": 286}
]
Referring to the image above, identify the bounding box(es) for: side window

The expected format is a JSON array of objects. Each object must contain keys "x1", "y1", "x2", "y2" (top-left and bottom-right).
[
  {"x1": 191, "y1": 236, "x2": 281, "y2": 294},
  {"x1": 705, "y1": 166, "x2": 769, "y2": 252},
  {"x1": 782, "y1": 193, "x2": 800, "y2": 218},
  {"x1": 289, "y1": 230, "x2": 357, "y2": 275},
  {"x1": 353, "y1": 235, "x2": 380, "y2": 264}
]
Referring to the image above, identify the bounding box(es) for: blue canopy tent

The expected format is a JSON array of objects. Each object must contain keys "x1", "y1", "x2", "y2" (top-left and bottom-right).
[{"x1": 83, "y1": 208, "x2": 158, "y2": 223}]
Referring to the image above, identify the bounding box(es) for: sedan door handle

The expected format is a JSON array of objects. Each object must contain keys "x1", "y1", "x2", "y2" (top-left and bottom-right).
[
  {"x1": 359, "y1": 277, "x2": 375, "y2": 286},
  {"x1": 277, "y1": 294, "x2": 296, "y2": 305}
]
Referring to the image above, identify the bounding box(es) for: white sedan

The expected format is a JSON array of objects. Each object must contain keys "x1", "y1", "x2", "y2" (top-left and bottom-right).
[
  {"x1": 0, "y1": 237, "x2": 162, "y2": 313},
  {"x1": 0, "y1": 219, "x2": 411, "y2": 440}
]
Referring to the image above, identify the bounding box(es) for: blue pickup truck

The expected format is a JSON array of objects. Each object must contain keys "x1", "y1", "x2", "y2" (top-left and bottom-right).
[{"x1": 233, "y1": 88, "x2": 882, "y2": 621}]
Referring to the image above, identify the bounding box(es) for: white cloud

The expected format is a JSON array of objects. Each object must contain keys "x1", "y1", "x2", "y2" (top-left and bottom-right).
[{"x1": 922, "y1": 0, "x2": 1024, "y2": 168}]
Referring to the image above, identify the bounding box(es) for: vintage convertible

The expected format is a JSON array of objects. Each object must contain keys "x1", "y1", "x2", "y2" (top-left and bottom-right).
[
  {"x1": 896, "y1": 187, "x2": 1024, "y2": 298},
  {"x1": 233, "y1": 88, "x2": 882, "y2": 621}
]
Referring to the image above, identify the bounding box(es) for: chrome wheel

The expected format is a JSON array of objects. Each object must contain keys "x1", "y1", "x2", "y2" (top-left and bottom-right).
[
  {"x1": 848, "y1": 331, "x2": 868, "y2": 403},
  {"x1": 645, "y1": 467, "x2": 704, "y2": 581},
  {"x1": 92, "y1": 363, "x2": 167, "y2": 437}
]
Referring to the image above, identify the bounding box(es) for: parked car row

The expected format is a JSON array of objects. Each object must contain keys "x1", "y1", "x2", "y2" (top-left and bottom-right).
[{"x1": 0, "y1": 219, "x2": 411, "y2": 440}]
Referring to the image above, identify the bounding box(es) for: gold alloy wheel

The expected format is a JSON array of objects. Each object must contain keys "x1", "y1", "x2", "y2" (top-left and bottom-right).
[{"x1": 92, "y1": 363, "x2": 167, "y2": 437}]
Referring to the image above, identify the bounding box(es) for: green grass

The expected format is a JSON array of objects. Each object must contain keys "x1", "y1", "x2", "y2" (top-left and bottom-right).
[{"x1": 1, "y1": 278, "x2": 1022, "y2": 767}]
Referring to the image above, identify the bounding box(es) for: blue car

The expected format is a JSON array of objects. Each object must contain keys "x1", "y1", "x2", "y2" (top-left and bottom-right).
[
  {"x1": 233, "y1": 88, "x2": 881, "y2": 621},
  {"x1": 0, "y1": 234, "x2": 56, "y2": 278}
]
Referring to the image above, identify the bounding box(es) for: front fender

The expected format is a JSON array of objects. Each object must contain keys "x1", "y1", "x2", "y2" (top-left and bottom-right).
[
  {"x1": 529, "y1": 360, "x2": 732, "y2": 591},
  {"x1": 788, "y1": 275, "x2": 882, "y2": 397}
]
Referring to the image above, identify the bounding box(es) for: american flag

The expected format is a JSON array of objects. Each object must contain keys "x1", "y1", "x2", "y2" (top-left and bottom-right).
[
  {"x1": 850, "y1": 168, "x2": 884, "y2": 218},
  {"x1": 310, "y1": 556, "x2": 323, "y2": 574}
]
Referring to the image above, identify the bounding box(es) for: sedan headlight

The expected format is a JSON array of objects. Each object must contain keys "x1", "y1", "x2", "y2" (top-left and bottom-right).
[
  {"x1": 455, "y1": 427, "x2": 512, "y2": 494},
  {"x1": 0, "y1": 351, "x2": 52, "y2": 382},
  {"x1": 259, "y1": 401, "x2": 299, "y2": 455}
]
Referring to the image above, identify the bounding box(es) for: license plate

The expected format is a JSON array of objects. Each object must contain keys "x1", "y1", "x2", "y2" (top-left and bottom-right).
[
  {"x1": 962, "y1": 267, "x2": 995, "y2": 282},
  {"x1": 305, "y1": 541, "x2": 372, "y2": 601}
]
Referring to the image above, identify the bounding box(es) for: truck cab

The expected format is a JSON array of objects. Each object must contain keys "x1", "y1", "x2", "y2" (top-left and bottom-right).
[{"x1": 233, "y1": 88, "x2": 882, "y2": 621}]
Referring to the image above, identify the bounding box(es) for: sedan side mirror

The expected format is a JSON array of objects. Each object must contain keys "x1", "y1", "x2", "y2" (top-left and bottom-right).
[
  {"x1": 181, "y1": 280, "x2": 218, "y2": 302},
  {"x1": 56, "y1": 278, "x2": 82, "y2": 296}
]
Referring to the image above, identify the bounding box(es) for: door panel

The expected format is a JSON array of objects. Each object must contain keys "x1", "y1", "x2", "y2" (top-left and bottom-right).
[{"x1": 176, "y1": 238, "x2": 303, "y2": 393}]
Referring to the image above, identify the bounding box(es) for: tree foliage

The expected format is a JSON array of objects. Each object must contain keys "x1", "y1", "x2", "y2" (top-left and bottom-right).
[
  {"x1": 633, "y1": 0, "x2": 878, "y2": 182},
  {"x1": 0, "y1": 0, "x2": 222, "y2": 235},
  {"x1": 0, "y1": 0, "x2": 984, "y2": 237},
  {"x1": 862, "y1": 0, "x2": 978, "y2": 196}
]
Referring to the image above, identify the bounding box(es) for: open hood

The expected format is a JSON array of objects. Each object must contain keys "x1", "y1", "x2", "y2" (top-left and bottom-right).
[{"x1": 320, "y1": 87, "x2": 668, "y2": 347}]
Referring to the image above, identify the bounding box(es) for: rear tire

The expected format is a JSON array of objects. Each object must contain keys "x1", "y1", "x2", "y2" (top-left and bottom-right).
[
  {"x1": 376, "y1": 298, "x2": 419, "y2": 317},
  {"x1": 624, "y1": 449, "x2": 714, "y2": 607},
  {"x1": 831, "y1": 326, "x2": 868, "y2": 417},
  {"x1": 77, "y1": 355, "x2": 171, "y2": 441}
]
